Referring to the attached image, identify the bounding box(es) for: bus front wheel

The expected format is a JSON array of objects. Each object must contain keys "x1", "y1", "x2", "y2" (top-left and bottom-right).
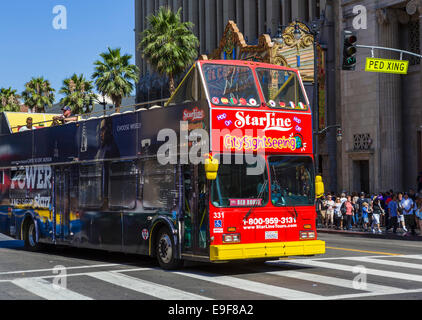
[{"x1": 156, "y1": 227, "x2": 183, "y2": 270}]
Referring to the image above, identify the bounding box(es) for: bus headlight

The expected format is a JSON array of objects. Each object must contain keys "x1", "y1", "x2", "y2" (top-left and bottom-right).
[{"x1": 223, "y1": 233, "x2": 241, "y2": 243}]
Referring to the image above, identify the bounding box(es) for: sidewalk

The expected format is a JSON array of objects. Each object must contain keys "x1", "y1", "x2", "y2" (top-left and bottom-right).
[
  {"x1": 0, "y1": 233, "x2": 24, "y2": 248},
  {"x1": 317, "y1": 226, "x2": 422, "y2": 241}
]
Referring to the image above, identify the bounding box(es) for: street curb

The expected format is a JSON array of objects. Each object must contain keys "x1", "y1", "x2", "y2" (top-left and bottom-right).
[{"x1": 318, "y1": 228, "x2": 422, "y2": 241}]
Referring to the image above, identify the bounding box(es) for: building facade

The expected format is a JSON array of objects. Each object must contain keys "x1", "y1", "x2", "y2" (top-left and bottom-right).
[
  {"x1": 339, "y1": 0, "x2": 422, "y2": 193},
  {"x1": 134, "y1": 0, "x2": 422, "y2": 193}
]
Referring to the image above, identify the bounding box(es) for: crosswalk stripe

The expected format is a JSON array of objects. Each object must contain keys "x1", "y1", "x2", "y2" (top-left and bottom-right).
[
  {"x1": 272, "y1": 259, "x2": 422, "y2": 283},
  {"x1": 88, "y1": 271, "x2": 212, "y2": 300},
  {"x1": 345, "y1": 257, "x2": 422, "y2": 270},
  {"x1": 397, "y1": 254, "x2": 422, "y2": 260},
  {"x1": 0, "y1": 263, "x2": 121, "y2": 276},
  {"x1": 263, "y1": 270, "x2": 406, "y2": 295},
  {"x1": 175, "y1": 271, "x2": 323, "y2": 300},
  {"x1": 12, "y1": 278, "x2": 92, "y2": 300}
]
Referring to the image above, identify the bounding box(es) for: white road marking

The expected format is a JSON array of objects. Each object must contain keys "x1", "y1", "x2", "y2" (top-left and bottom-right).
[
  {"x1": 0, "y1": 263, "x2": 121, "y2": 276},
  {"x1": 12, "y1": 278, "x2": 92, "y2": 300},
  {"x1": 394, "y1": 254, "x2": 422, "y2": 260},
  {"x1": 345, "y1": 256, "x2": 422, "y2": 270},
  {"x1": 175, "y1": 270, "x2": 324, "y2": 300},
  {"x1": 271, "y1": 259, "x2": 422, "y2": 283},
  {"x1": 88, "y1": 271, "x2": 212, "y2": 300},
  {"x1": 264, "y1": 270, "x2": 406, "y2": 295}
]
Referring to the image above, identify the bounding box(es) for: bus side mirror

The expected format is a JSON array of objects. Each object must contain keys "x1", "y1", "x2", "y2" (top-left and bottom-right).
[
  {"x1": 315, "y1": 175, "x2": 324, "y2": 198},
  {"x1": 205, "y1": 155, "x2": 219, "y2": 180}
]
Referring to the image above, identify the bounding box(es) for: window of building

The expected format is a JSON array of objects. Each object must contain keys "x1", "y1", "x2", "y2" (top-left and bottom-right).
[
  {"x1": 108, "y1": 161, "x2": 137, "y2": 210},
  {"x1": 79, "y1": 164, "x2": 103, "y2": 208},
  {"x1": 142, "y1": 160, "x2": 178, "y2": 211}
]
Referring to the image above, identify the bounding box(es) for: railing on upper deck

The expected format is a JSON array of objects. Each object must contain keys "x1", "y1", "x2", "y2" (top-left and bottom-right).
[{"x1": 10, "y1": 98, "x2": 169, "y2": 133}]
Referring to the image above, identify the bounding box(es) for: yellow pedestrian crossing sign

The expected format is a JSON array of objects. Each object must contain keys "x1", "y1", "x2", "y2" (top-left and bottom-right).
[{"x1": 365, "y1": 58, "x2": 409, "y2": 74}]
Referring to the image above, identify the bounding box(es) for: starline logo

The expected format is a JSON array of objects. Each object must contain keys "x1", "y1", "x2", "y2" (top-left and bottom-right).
[
  {"x1": 234, "y1": 111, "x2": 292, "y2": 132},
  {"x1": 183, "y1": 107, "x2": 205, "y2": 122}
]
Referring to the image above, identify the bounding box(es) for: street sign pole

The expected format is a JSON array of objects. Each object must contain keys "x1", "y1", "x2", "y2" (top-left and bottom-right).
[{"x1": 357, "y1": 44, "x2": 422, "y2": 60}]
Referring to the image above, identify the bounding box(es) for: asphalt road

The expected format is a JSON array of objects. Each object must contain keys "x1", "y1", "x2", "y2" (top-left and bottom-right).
[{"x1": 1, "y1": 233, "x2": 422, "y2": 301}]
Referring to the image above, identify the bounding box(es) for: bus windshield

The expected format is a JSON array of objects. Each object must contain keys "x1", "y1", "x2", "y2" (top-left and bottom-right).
[
  {"x1": 202, "y1": 64, "x2": 261, "y2": 107},
  {"x1": 211, "y1": 156, "x2": 268, "y2": 208},
  {"x1": 269, "y1": 156, "x2": 315, "y2": 206},
  {"x1": 256, "y1": 68, "x2": 308, "y2": 110}
]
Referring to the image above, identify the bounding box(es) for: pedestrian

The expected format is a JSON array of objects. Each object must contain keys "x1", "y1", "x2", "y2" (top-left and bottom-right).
[
  {"x1": 397, "y1": 193, "x2": 408, "y2": 233},
  {"x1": 386, "y1": 194, "x2": 399, "y2": 234},
  {"x1": 344, "y1": 196, "x2": 354, "y2": 230},
  {"x1": 352, "y1": 194, "x2": 360, "y2": 228},
  {"x1": 417, "y1": 171, "x2": 422, "y2": 195},
  {"x1": 401, "y1": 193, "x2": 416, "y2": 236},
  {"x1": 415, "y1": 198, "x2": 422, "y2": 236},
  {"x1": 408, "y1": 189, "x2": 417, "y2": 201},
  {"x1": 371, "y1": 196, "x2": 383, "y2": 234},
  {"x1": 377, "y1": 193, "x2": 386, "y2": 227},
  {"x1": 340, "y1": 193, "x2": 347, "y2": 205},
  {"x1": 316, "y1": 195, "x2": 326, "y2": 228},
  {"x1": 384, "y1": 191, "x2": 392, "y2": 228},
  {"x1": 334, "y1": 197, "x2": 343, "y2": 230},
  {"x1": 325, "y1": 195, "x2": 335, "y2": 228},
  {"x1": 362, "y1": 202, "x2": 370, "y2": 231},
  {"x1": 357, "y1": 192, "x2": 366, "y2": 227}
]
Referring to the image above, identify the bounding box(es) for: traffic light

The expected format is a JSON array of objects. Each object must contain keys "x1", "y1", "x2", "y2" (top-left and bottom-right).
[
  {"x1": 342, "y1": 30, "x2": 357, "y2": 70},
  {"x1": 336, "y1": 127, "x2": 343, "y2": 142}
]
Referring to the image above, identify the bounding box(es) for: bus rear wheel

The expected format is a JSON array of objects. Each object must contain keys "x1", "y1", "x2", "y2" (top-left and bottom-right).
[
  {"x1": 23, "y1": 219, "x2": 41, "y2": 252},
  {"x1": 156, "y1": 227, "x2": 183, "y2": 270}
]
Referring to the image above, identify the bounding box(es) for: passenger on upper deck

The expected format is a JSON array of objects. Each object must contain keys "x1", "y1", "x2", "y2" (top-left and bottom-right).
[
  {"x1": 53, "y1": 106, "x2": 78, "y2": 124},
  {"x1": 19, "y1": 117, "x2": 35, "y2": 132}
]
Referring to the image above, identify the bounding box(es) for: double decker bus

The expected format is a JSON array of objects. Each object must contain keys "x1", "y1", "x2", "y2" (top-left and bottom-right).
[{"x1": 0, "y1": 60, "x2": 325, "y2": 269}]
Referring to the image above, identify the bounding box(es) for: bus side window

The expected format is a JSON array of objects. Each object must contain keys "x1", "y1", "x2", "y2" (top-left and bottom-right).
[
  {"x1": 108, "y1": 161, "x2": 137, "y2": 210},
  {"x1": 78, "y1": 163, "x2": 103, "y2": 209},
  {"x1": 142, "y1": 159, "x2": 178, "y2": 211}
]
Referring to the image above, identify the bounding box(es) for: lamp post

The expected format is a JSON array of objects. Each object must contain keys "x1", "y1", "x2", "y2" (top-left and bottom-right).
[
  {"x1": 89, "y1": 95, "x2": 109, "y2": 117},
  {"x1": 272, "y1": 24, "x2": 284, "y2": 45}
]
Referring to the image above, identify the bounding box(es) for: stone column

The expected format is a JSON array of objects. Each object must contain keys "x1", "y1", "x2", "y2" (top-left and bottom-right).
[{"x1": 376, "y1": 8, "x2": 403, "y2": 191}]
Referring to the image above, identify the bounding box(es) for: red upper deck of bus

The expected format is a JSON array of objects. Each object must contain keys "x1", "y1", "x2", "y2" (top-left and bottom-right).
[{"x1": 197, "y1": 60, "x2": 313, "y2": 156}]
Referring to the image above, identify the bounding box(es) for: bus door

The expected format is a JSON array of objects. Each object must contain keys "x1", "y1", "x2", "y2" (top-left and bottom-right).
[
  {"x1": 183, "y1": 165, "x2": 208, "y2": 256},
  {"x1": 54, "y1": 167, "x2": 70, "y2": 240}
]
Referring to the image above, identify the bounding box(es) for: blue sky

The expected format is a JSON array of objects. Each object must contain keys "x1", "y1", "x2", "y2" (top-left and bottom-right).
[{"x1": 0, "y1": 0, "x2": 135, "y2": 102}]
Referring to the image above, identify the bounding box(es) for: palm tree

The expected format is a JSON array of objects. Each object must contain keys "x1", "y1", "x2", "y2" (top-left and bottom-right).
[
  {"x1": 59, "y1": 74, "x2": 96, "y2": 114},
  {"x1": 138, "y1": 7, "x2": 199, "y2": 95},
  {"x1": 22, "y1": 77, "x2": 55, "y2": 113},
  {"x1": 92, "y1": 47, "x2": 139, "y2": 113},
  {"x1": 0, "y1": 87, "x2": 21, "y2": 112}
]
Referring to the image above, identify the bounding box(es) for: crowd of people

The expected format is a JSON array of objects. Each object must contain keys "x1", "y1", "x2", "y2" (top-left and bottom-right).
[{"x1": 316, "y1": 189, "x2": 422, "y2": 236}]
